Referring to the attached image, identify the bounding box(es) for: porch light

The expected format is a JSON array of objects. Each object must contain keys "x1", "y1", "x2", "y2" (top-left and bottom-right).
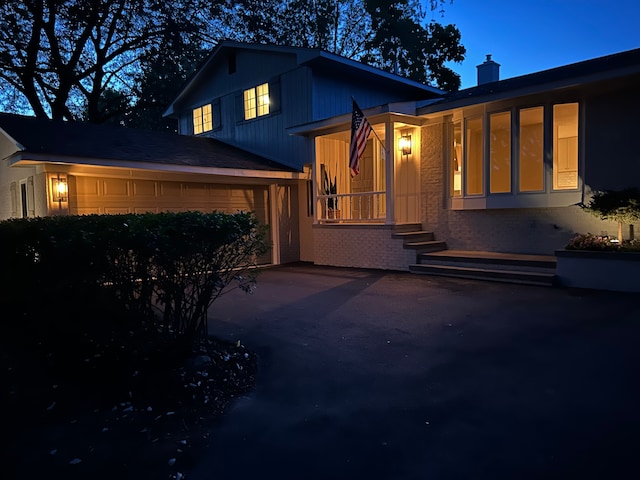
[
  {"x1": 51, "y1": 175, "x2": 68, "y2": 202},
  {"x1": 399, "y1": 135, "x2": 412, "y2": 155}
]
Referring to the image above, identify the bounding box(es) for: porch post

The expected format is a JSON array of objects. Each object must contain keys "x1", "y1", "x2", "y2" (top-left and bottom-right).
[
  {"x1": 268, "y1": 184, "x2": 281, "y2": 265},
  {"x1": 385, "y1": 121, "x2": 394, "y2": 225}
]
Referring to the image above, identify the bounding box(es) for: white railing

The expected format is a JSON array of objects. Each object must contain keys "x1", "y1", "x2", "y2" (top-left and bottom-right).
[{"x1": 317, "y1": 191, "x2": 386, "y2": 222}]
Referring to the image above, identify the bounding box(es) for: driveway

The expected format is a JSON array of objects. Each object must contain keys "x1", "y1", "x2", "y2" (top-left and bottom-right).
[{"x1": 191, "y1": 264, "x2": 640, "y2": 480}]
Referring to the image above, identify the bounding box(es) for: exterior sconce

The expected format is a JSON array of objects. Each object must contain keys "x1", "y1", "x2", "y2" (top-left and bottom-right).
[
  {"x1": 399, "y1": 134, "x2": 412, "y2": 155},
  {"x1": 51, "y1": 175, "x2": 68, "y2": 202}
]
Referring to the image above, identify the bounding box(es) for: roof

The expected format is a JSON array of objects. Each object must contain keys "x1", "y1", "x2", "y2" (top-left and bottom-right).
[
  {"x1": 419, "y1": 47, "x2": 640, "y2": 114},
  {"x1": 0, "y1": 113, "x2": 299, "y2": 173},
  {"x1": 163, "y1": 40, "x2": 445, "y2": 117}
]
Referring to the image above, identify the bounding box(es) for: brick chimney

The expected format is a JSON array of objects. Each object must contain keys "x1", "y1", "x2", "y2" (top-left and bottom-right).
[{"x1": 477, "y1": 54, "x2": 500, "y2": 85}]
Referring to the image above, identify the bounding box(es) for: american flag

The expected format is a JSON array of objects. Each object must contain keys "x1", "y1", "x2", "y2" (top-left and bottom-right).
[{"x1": 349, "y1": 99, "x2": 372, "y2": 177}]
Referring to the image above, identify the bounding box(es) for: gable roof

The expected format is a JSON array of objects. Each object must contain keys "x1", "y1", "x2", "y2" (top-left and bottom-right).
[
  {"x1": 0, "y1": 113, "x2": 299, "y2": 174},
  {"x1": 163, "y1": 40, "x2": 445, "y2": 117},
  {"x1": 418, "y1": 47, "x2": 640, "y2": 114}
]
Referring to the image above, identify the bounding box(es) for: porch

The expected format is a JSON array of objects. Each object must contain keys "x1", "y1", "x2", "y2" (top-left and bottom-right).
[{"x1": 314, "y1": 116, "x2": 421, "y2": 225}]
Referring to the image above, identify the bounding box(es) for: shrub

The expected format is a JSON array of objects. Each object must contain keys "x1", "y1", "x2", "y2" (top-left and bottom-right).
[
  {"x1": 581, "y1": 188, "x2": 640, "y2": 241},
  {"x1": 0, "y1": 211, "x2": 269, "y2": 349},
  {"x1": 566, "y1": 233, "x2": 640, "y2": 252},
  {"x1": 566, "y1": 233, "x2": 620, "y2": 251}
]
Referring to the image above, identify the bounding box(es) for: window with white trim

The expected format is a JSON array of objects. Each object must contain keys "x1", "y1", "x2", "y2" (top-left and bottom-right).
[
  {"x1": 193, "y1": 104, "x2": 212, "y2": 134},
  {"x1": 553, "y1": 103, "x2": 579, "y2": 190},
  {"x1": 244, "y1": 83, "x2": 269, "y2": 120},
  {"x1": 449, "y1": 101, "x2": 580, "y2": 208}
]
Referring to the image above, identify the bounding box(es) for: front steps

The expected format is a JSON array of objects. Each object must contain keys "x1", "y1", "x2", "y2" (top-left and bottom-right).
[
  {"x1": 392, "y1": 225, "x2": 447, "y2": 253},
  {"x1": 410, "y1": 250, "x2": 557, "y2": 286},
  {"x1": 392, "y1": 225, "x2": 557, "y2": 286}
]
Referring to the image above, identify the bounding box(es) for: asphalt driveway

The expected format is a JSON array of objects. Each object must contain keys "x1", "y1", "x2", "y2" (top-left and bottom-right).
[{"x1": 192, "y1": 264, "x2": 640, "y2": 480}]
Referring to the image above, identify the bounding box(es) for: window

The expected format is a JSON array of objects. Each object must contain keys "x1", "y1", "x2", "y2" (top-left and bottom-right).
[
  {"x1": 451, "y1": 121, "x2": 462, "y2": 196},
  {"x1": 244, "y1": 83, "x2": 270, "y2": 120},
  {"x1": 449, "y1": 100, "x2": 581, "y2": 209},
  {"x1": 193, "y1": 104, "x2": 212, "y2": 134},
  {"x1": 465, "y1": 116, "x2": 484, "y2": 195},
  {"x1": 553, "y1": 103, "x2": 579, "y2": 190},
  {"x1": 489, "y1": 111, "x2": 511, "y2": 193},
  {"x1": 519, "y1": 107, "x2": 544, "y2": 192}
]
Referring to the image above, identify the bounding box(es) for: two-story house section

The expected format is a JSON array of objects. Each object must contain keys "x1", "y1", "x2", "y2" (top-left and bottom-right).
[
  {"x1": 162, "y1": 41, "x2": 445, "y2": 261},
  {"x1": 162, "y1": 41, "x2": 444, "y2": 170}
]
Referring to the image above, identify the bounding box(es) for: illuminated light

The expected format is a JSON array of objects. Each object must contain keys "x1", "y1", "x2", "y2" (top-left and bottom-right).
[
  {"x1": 399, "y1": 134, "x2": 412, "y2": 155},
  {"x1": 51, "y1": 175, "x2": 68, "y2": 202}
]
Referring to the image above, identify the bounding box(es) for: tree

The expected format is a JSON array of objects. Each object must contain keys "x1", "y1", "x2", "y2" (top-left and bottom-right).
[
  {"x1": 105, "y1": 31, "x2": 209, "y2": 131},
  {"x1": 0, "y1": 0, "x2": 464, "y2": 126},
  {"x1": 0, "y1": 0, "x2": 217, "y2": 122},
  {"x1": 583, "y1": 188, "x2": 640, "y2": 242},
  {"x1": 362, "y1": 0, "x2": 465, "y2": 89}
]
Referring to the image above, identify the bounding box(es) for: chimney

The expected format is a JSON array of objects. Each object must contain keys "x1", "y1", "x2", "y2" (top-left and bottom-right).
[{"x1": 477, "y1": 54, "x2": 500, "y2": 85}]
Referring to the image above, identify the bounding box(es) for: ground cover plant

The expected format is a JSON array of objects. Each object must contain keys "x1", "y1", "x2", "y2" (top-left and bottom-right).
[
  {"x1": 0, "y1": 211, "x2": 268, "y2": 479},
  {"x1": 566, "y1": 233, "x2": 640, "y2": 252}
]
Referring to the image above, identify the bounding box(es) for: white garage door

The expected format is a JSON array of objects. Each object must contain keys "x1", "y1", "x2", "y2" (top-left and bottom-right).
[{"x1": 72, "y1": 176, "x2": 271, "y2": 262}]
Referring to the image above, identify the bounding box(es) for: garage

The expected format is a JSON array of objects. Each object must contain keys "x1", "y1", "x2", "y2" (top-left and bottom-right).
[{"x1": 72, "y1": 176, "x2": 271, "y2": 263}]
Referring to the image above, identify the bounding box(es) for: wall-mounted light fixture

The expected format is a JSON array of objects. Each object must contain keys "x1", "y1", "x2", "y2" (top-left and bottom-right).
[
  {"x1": 399, "y1": 134, "x2": 412, "y2": 155},
  {"x1": 51, "y1": 175, "x2": 68, "y2": 202}
]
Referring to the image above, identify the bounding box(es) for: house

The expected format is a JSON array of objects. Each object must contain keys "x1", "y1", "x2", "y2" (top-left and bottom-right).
[
  {"x1": 293, "y1": 47, "x2": 640, "y2": 271},
  {"x1": 1, "y1": 41, "x2": 639, "y2": 276}
]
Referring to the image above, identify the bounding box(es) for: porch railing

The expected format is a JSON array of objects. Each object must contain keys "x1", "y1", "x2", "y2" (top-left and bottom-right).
[{"x1": 317, "y1": 191, "x2": 386, "y2": 222}]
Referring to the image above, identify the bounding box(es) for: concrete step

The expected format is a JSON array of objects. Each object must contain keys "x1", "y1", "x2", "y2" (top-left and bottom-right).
[
  {"x1": 409, "y1": 264, "x2": 556, "y2": 286},
  {"x1": 392, "y1": 231, "x2": 435, "y2": 242},
  {"x1": 405, "y1": 240, "x2": 448, "y2": 252},
  {"x1": 418, "y1": 250, "x2": 557, "y2": 270},
  {"x1": 392, "y1": 223, "x2": 423, "y2": 233},
  {"x1": 411, "y1": 250, "x2": 557, "y2": 286}
]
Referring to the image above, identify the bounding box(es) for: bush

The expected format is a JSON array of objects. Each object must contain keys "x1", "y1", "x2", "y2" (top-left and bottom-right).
[
  {"x1": 566, "y1": 233, "x2": 640, "y2": 252},
  {"x1": 581, "y1": 188, "x2": 640, "y2": 241},
  {"x1": 0, "y1": 211, "x2": 269, "y2": 349}
]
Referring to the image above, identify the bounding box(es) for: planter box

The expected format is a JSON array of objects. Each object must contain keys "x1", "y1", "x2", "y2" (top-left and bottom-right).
[{"x1": 555, "y1": 249, "x2": 640, "y2": 292}]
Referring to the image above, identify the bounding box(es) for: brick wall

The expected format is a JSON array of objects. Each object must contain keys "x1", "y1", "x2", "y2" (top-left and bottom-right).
[
  {"x1": 313, "y1": 224, "x2": 416, "y2": 270},
  {"x1": 420, "y1": 123, "x2": 621, "y2": 255}
]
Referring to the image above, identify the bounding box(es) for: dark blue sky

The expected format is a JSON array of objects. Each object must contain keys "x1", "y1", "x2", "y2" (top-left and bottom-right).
[{"x1": 440, "y1": 0, "x2": 640, "y2": 89}]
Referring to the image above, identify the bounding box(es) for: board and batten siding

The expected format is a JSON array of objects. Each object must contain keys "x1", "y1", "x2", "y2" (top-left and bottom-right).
[
  {"x1": 177, "y1": 49, "x2": 299, "y2": 115},
  {"x1": 311, "y1": 71, "x2": 424, "y2": 120}
]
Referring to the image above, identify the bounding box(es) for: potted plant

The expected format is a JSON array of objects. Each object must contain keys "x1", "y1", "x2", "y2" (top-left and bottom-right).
[{"x1": 322, "y1": 168, "x2": 340, "y2": 219}]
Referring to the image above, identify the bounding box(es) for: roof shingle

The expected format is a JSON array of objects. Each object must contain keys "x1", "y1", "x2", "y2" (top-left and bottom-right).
[{"x1": 0, "y1": 113, "x2": 298, "y2": 172}]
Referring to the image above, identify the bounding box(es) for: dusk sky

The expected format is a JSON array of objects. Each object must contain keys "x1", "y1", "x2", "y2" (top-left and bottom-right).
[{"x1": 439, "y1": 0, "x2": 640, "y2": 89}]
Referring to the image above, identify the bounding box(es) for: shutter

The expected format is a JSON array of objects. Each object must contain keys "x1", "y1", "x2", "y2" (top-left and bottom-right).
[
  {"x1": 27, "y1": 176, "x2": 35, "y2": 216},
  {"x1": 10, "y1": 182, "x2": 17, "y2": 216},
  {"x1": 212, "y1": 98, "x2": 221, "y2": 130},
  {"x1": 235, "y1": 92, "x2": 244, "y2": 124},
  {"x1": 269, "y1": 77, "x2": 281, "y2": 115}
]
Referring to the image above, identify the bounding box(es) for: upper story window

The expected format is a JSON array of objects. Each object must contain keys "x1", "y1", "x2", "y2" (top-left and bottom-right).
[
  {"x1": 193, "y1": 104, "x2": 212, "y2": 134},
  {"x1": 243, "y1": 83, "x2": 269, "y2": 120}
]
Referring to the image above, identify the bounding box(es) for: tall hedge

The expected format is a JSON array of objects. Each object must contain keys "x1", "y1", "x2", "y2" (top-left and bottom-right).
[{"x1": 0, "y1": 211, "x2": 269, "y2": 347}]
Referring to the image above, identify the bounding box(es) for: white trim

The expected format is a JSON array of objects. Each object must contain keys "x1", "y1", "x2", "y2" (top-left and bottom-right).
[
  {"x1": 8, "y1": 153, "x2": 307, "y2": 180},
  {"x1": 385, "y1": 121, "x2": 394, "y2": 225},
  {"x1": 269, "y1": 184, "x2": 280, "y2": 265}
]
